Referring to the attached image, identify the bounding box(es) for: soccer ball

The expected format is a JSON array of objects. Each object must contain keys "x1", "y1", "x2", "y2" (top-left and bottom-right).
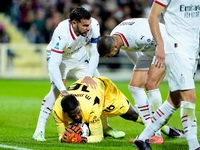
[{"x1": 78, "y1": 123, "x2": 89, "y2": 137}]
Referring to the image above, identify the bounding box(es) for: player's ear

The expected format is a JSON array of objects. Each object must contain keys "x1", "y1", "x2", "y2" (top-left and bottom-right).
[
  {"x1": 71, "y1": 20, "x2": 77, "y2": 26},
  {"x1": 113, "y1": 44, "x2": 119, "y2": 53},
  {"x1": 114, "y1": 44, "x2": 118, "y2": 48}
]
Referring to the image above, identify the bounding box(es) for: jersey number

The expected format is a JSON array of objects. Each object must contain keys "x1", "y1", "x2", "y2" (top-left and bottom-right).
[
  {"x1": 67, "y1": 83, "x2": 100, "y2": 105},
  {"x1": 103, "y1": 105, "x2": 115, "y2": 112}
]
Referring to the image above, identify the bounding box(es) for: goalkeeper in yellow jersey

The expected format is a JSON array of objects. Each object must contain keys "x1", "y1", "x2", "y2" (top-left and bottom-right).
[{"x1": 53, "y1": 76, "x2": 185, "y2": 143}]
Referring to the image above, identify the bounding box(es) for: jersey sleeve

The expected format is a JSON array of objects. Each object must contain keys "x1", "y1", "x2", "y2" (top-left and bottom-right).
[
  {"x1": 90, "y1": 18, "x2": 100, "y2": 39},
  {"x1": 47, "y1": 23, "x2": 68, "y2": 91},
  {"x1": 52, "y1": 96, "x2": 70, "y2": 140},
  {"x1": 86, "y1": 18, "x2": 100, "y2": 77},
  {"x1": 154, "y1": 0, "x2": 168, "y2": 7},
  {"x1": 86, "y1": 43, "x2": 99, "y2": 77},
  {"x1": 48, "y1": 51, "x2": 66, "y2": 92},
  {"x1": 87, "y1": 105, "x2": 104, "y2": 143},
  {"x1": 87, "y1": 121, "x2": 103, "y2": 143},
  {"x1": 49, "y1": 23, "x2": 67, "y2": 52}
]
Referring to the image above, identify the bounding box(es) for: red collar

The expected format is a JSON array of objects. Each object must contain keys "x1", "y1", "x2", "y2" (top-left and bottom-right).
[
  {"x1": 114, "y1": 32, "x2": 129, "y2": 47},
  {"x1": 69, "y1": 24, "x2": 76, "y2": 40}
]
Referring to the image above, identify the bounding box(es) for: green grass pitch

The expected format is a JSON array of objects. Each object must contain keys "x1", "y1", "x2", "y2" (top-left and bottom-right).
[{"x1": 0, "y1": 79, "x2": 199, "y2": 150}]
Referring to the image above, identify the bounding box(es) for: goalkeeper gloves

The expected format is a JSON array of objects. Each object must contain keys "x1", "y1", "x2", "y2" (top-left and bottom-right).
[
  {"x1": 61, "y1": 126, "x2": 88, "y2": 143},
  {"x1": 68, "y1": 123, "x2": 82, "y2": 135}
]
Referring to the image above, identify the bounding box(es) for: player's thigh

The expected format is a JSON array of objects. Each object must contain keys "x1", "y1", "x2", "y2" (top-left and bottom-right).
[
  {"x1": 130, "y1": 54, "x2": 152, "y2": 87},
  {"x1": 125, "y1": 51, "x2": 140, "y2": 64},
  {"x1": 71, "y1": 64, "x2": 100, "y2": 79},
  {"x1": 134, "y1": 53, "x2": 152, "y2": 70},
  {"x1": 165, "y1": 53, "x2": 197, "y2": 92},
  {"x1": 103, "y1": 96, "x2": 130, "y2": 117},
  {"x1": 59, "y1": 61, "x2": 71, "y2": 79},
  {"x1": 102, "y1": 79, "x2": 130, "y2": 117}
]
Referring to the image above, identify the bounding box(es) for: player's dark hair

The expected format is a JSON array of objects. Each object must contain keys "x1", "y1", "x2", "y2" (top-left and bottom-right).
[
  {"x1": 61, "y1": 95, "x2": 79, "y2": 113},
  {"x1": 97, "y1": 35, "x2": 115, "y2": 57},
  {"x1": 70, "y1": 7, "x2": 91, "y2": 23}
]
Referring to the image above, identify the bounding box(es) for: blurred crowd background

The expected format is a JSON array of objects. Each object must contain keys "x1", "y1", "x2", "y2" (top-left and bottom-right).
[
  {"x1": 0, "y1": 0, "x2": 199, "y2": 80},
  {"x1": 0, "y1": 0, "x2": 153, "y2": 44}
]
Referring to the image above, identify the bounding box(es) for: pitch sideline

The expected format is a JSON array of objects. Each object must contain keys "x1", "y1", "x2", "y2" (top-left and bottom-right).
[{"x1": 0, "y1": 144, "x2": 33, "y2": 150}]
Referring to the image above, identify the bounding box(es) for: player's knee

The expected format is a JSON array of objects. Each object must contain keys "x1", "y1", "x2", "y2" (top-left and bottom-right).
[
  {"x1": 145, "y1": 80, "x2": 158, "y2": 91},
  {"x1": 183, "y1": 92, "x2": 196, "y2": 103},
  {"x1": 121, "y1": 106, "x2": 139, "y2": 122}
]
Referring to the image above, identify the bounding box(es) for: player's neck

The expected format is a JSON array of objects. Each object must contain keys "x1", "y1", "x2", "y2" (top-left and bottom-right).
[{"x1": 115, "y1": 35, "x2": 124, "y2": 48}]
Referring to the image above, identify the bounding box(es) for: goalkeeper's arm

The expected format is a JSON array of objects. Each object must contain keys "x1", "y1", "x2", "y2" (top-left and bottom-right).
[
  {"x1": 52, "y1": 109, "x2": 69, "y2": 141},
  {"x1": 87, "y1": 123, "x2": 104, "y2": 143}
]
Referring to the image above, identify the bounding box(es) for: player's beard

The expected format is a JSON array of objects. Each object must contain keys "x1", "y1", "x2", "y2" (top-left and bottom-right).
[{"x1": 77, "y1": 26, "x2": 88, "y2": 37}]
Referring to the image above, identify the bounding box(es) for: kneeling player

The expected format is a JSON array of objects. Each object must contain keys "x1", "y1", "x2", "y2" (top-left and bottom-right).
[{"x1": 53, "y1": 76, "x2": 185, "y2": 143}]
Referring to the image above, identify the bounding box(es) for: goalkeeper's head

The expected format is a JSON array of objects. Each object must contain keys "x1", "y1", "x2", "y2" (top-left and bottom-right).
[{"x1": 61, "y1": 95, "x2": 82, "y2": 123}]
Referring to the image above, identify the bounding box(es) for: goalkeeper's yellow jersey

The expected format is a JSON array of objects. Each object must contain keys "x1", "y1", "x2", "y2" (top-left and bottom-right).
[{"x1": 53, "y1": 76, "x2": 130, "y2": 143}]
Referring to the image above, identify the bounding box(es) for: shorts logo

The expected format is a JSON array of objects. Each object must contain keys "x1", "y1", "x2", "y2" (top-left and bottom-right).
[
  {"x1": 180, "y1": 74, "x2": 185, "y2": 83},
  {"x1": 103, "y1": 105, "x2": 115, "y2": 112}
]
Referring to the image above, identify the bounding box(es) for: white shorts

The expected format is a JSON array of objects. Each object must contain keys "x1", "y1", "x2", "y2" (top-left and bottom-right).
[
  {"x1": 60, "y1": 52, "x2": 100, "y2": 80},
  {"x1": 133, "y1": 52, "x2": 154, "y2": 70},
  {"x1": 165, "y1": 53, "x2": 197, "y2": 92}
]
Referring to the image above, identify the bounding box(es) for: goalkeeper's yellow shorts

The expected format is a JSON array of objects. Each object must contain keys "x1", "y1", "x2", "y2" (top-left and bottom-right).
[{"x1": 100, "y1": 77, "x2": 130, "y2": 117}]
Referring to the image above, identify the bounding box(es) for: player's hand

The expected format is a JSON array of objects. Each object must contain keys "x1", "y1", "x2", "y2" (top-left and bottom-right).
[
  {"x1": 60, "y1": 90, "x2": 69, "y2": 96},
  {"x1": 60, "y1": 127, "x2": 75, "y2": 143},
  {"x1": 61, "y1": 127, "x2": 88, "y2": 143},
  {"x1": 154, "y1": 45, "x2": 165, "y2": 68},
  {"x1": 68, "y1": 123, "x2": 82, "y2": 135},
  {"x1": 81, "y1": 76, "x2": 97, "y2": 89}
]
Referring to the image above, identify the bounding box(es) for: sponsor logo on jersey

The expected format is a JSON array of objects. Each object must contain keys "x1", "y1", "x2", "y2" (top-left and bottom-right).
[
  {"x1": 180, "y1": 5, "x2": 200, "y2": 12},
  {"x1": 91, "y1": 116, "x2": 100, "y2": 123},
  {"x1": 63, "y1": 46, "x2": 83, "y2": 56},
  {"x1": 58, "y1": 36, "x2": 62, "y2": 40},
  {"x1": 119, "y1": 21, "x2": 135, "y2": 26},
  {"x1": 180, "y1": 4, "x2": 200, "y2": 18},
  {"x1": 85, "y1": 37, "x2": 90, "y2": 44}
]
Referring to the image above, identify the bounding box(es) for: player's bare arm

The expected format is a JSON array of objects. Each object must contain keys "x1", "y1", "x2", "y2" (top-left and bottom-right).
[{"x1": 148, "y1": 2, "x2": 165, "y2": 68}]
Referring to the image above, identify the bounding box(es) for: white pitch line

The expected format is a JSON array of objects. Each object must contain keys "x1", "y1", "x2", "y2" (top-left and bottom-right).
[{"x1": 0, "y1": 144, "x2": 33, "y2": 150}]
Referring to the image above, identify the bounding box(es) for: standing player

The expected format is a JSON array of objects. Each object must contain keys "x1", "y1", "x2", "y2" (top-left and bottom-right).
[
  {"x1": 133, "y1": 0, "x2": 200, "y2": 150},
  {"x1": 32, "y1": 7, "x2": 122, "y2": 141},
  {"x1": 97, "y1": 18, "x2": 184, "y2": 144}
]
